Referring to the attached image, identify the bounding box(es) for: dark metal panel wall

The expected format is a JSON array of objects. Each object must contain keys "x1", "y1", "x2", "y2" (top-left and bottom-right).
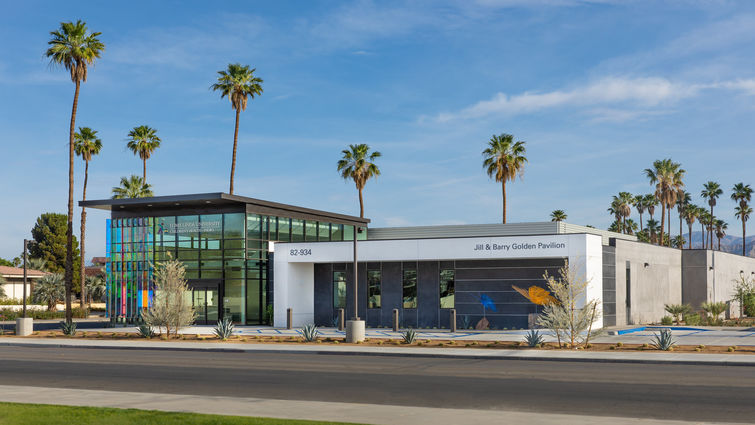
[{"x1": 602, "y1": 245, "x2": 617, "y2": 326}]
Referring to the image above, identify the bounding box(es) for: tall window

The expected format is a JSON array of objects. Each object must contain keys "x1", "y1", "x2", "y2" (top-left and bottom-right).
[
  {"x1": 402, "y1": 269, "x2": 417, "y2": 308},
  {"x1": 333, "y1": 271, "x2": 347, "y2": 309},
  {"x1": 368, "y1": 270, "x2": 381, "y2": 309},
  {"x1": 439, "y1": 269, "x2": 455, "y2": 308}
]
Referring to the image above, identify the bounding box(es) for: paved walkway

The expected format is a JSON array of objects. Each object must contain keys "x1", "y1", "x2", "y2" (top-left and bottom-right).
[
  {"x1": 0, "y1": 385, "x2": 746, "y2": 425},
  {"x1": 1, "y1": 337, "x2": 753, "y2": 365}
]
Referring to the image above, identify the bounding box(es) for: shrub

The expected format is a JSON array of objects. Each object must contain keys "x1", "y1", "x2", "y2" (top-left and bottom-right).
[
  {"x1": 301, "y1": 324, "x2": 319, "y2": 342},
  {"x1": 137, "y1": 324, "x2": 155, "y2": 339},
  {"x1": 213, "y1": 317, "x2": 235, "y2": 341},
  {"x1": 701, "y1": 301, "x2": 727, "y2": 325},
  {"x1": 59, "y1": 321, "x2": 77, "y2": 336},
  {"x1": 684, "y1": 313, "x2": 701, "y2": 326},
  {"x1": 651, "y1": 328, "x2": 676, "y2": 351},
  {"x1": 402, "y1": 329, "x2": 417, "y2": 344},
  {"x1": 660, "y1": 316, "x2": 673, "y2": 326},
  {"x1": 664, "y1": 304, "x2": 691, "y2": 325},
  {"x1": 744, "y1": 294, "x2": 755, "y2": 317},
  {"x1": 142, "y1": 260, "x2": 196, "y2": 338},
  {"x1": 523, "y1": 329, "x2": 545, "y2": 347}
]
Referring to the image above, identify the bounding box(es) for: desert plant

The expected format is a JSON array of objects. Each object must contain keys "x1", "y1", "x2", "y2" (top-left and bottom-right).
[
  {"x1": 664, "y1": 304, "x2": 691, "y2": 325},
  {"x1": 660, "y1": 315, "x2": 673, "y2": 325},
  {"x1": 701, "y1": 301, "x2": 727, "y2": 325},
  {"x1": 137, "y1": 324, "x2": 155, "y2": 339},
  {"x1": 33, "y1": 273, "x2": 65, "y2": 311},
  {"x1": 523, "y1": 329, "x2": 545, "y2": 347},
  {"x1": 460, "y1": 315, "x2": 471, "y2": 329},
  {"x1": 59, "y1": 320, "x2": 77, "y2": 336},
  {"x1": 684, "y1": 313, "x2": 702, "y2": 326},
  {"x1": 213, "y1": 317, "x2": 235, "y2": 340},
  {"x1": 265, "y1": 305, "x2": 274, "y2": 325},
  {"x1": 732, "y1": 274, "x2": 755, "y2": 318},
  {"x1": 651, "y1": 328, "x2": 676, "y2": 351},
  {"x1": 301, "y1": 324, "x2": 319, "y2": 342},
  {"x1": 402, "y1": 329, "x2": 417, "y2": 344},
  {"x1": 142, "y1": 259, "x2": 196, "y2": 338}
]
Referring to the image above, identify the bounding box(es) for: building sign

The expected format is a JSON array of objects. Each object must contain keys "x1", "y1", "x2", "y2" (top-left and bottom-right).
[
  {"x1": 473, "y1": 241, "x2": 566, "y2": 252},
  {"x1": 157, "y1": 220, "x2": 222, "y2": 235}
]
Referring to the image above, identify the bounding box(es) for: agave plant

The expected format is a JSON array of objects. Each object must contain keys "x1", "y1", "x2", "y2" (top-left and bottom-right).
[
  {"x1": 523, "y1": 329, "x2": 544, "y2": 347},
  {"x1": 460, "y1": 315, "x2": 471, "y2": 330},
  {"x1": 60, "y1": 320, "x2": 77, "y2": 336},
  {"x1": 402, "y1": 329, "x2": 417, "y2": 344},
  {"x1": 651, "y1": 328, "x2": 676, "y2": 351},
  {"x1": 301, "y1": 324, "x2": 319, "y2": 342},
  {"x1": 213, "y1": 317, "x2": 235, "y2": 340},
  {"x1": 137, "y1": 324, "x2": 155, "y2": 339}
]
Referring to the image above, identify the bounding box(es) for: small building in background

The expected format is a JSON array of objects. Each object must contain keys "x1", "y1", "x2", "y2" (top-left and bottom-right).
[{"x1": 0, "y1": 266, "x2": 48, "y2": 300}]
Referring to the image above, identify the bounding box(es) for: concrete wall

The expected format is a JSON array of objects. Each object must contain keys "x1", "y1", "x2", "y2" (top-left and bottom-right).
[
  {"x1": 682, "y1": 249, "x2": 755, "y2": 318},
  {"x1": 612, "y1": 239, "x2": 682, "y2": 325},
  {"x1": 1, "y1": 283, "x2": 31, "y2": 300}
]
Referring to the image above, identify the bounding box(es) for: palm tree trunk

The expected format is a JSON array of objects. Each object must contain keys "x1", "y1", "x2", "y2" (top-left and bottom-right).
[
  {"x1": 79, "y1": 160, "x2": 88, "y2": 309},
  {"x1": 688, "y1": 222, "x2": 693, "y2": 250},
  {"x1": 679, "y1": 209, "x2": 683, "y2": 249},
  {"x1": 718, "y1": 235, "x2": 721, "y2": 251},
  {"x1": 143, "y1": 158, "x2": 147, "y2": 183},
  {"x1": 65, "y1": 80, "x2": 80, "y2": 324},
  {"x1": 358, "y1": 187, "x2": 364, "y2": 218},
  {"x1": 660, "y1": 203, "x2": 666, "y2": 247},
  {"x1": 229, "y1": 108, "x2": 240, "y2": 195},
  {"x1": 743, "y1": 219, "x2": 747, "y2": 256},
  {"x1": 709, "y1": 205, "x2": 714, "y2": 249},
  {"x1": 701, "y1": 222, "x2": 705, "y2": 249},
  {"x1": 501, "y1": 180, "x2": 507, "y2": 224},
  {"x1": 639, "y1": 212, "x2": 643, "y2": 233},
  {"x1": 667, "y1": 206, "x2": 672, "y2": 247}
]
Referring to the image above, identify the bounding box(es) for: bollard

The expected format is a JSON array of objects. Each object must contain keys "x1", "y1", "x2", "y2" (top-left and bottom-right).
[
  {"x1": 338, "y1": 308, "x2": 345, "y2": 331},
  {"x1": 450, "y1": 309, "x2": 456, "y2": 333},
  {"x1": 287, "y1": 308, "x2": 293, "y2": 330},
  {"x1": 392, "y1": 308, "x2": 399, "y2": 332}
]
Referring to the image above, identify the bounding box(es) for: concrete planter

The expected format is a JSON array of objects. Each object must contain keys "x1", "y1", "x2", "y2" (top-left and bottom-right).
[
  {"x1": 15, "y1": 317, "x2": 33, "y2": 336},
  {"x1": 345, "y1": 320, "x2": 365, "y2": 343}
]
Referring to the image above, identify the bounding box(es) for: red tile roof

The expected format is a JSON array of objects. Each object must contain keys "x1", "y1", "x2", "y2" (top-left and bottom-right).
[
  {"x1": 90, "y1": 257, "x2": 109, "y2": 265},
  {"x1": 0, "y1": 266, "x2": 48, "y2": 278}
]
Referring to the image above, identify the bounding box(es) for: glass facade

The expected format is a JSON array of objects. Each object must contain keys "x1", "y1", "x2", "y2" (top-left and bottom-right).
[
  {"x1": 439, "y1": 269, "x2": 455, "y2": 308},
  {"x1": 367, "y1": 270, "x2": 381, "y2": 309},
  {"x1": 402, "y1": 269, "x2": 417, "y2": 309},
  {"x1": 108, "y1": 212, "x2": 362, "y2": 324}
]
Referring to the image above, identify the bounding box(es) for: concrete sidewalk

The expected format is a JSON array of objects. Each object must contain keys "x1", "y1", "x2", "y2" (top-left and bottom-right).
[
  {"x1": 1, "y1": 337, "x2": 753, "y2": 366},
  {"x1": 0, "y1": 385, "x2": 745, "y2": 425}
]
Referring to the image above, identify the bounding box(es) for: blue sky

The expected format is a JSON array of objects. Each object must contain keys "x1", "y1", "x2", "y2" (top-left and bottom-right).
[{"x1": 2, "y1": 0, "x2": 755, "y2": 261}]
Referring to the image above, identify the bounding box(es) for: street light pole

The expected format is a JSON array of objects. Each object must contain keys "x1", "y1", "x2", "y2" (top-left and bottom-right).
[
  {"x1": 352, "y1": 226, "x2": 360, "y2": 321},
  {"x1": 345, "y1": 225, "x2": 365, "y2": 343},
  {"x1": 22, "y1": 239, "x2": 28, "y2": 318}
]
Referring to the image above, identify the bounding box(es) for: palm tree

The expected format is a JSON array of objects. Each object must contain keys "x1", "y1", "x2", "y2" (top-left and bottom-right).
[
  {"x1": 112, "y1": 175, "x2": 154, "y2": 199},
  {"x1": 645, "y1": 159, "x2": 685, "y2": 247},
  {"x1": 701, "y1": 181, "x2": 723, "y2": 249},
  {"x1": 683, "y1": 204, "x2": 699, "y2": 249},
  {"x1": 74, "y1": 127, "x2": 102, "y2": 309},
  {"x1": 33, "y1": 273, "x2": 64, "y2": 311},
  {"x1": 714, "y1": 219, "x2": 727, "y2": 251},
  {"x1": 127, "y1": 126, "x2": 161, "y2": 182},
  {"x1": 550, "y1": 210, "x2": 567, "y2": 222},
  {"x1": 337, "y1": 144, "x2": 381, "y2": 218},
  {"x1": 482, "y1": 134, "x2": 527, "y2": 224},
  {"x1": 211, "y1": 63, "x2": 264, "y2": 195},
  {"x1": 634, "y1": 195, "x2": 648, "y2": 232},
  {"x1": 699, "y1": 209, "x2": 710, "y2": 249},
  {"x1": 646, "y1": 219, "x2": 660, "y2": 244},
  {"x1": 731, "y1": 183, "x2": 753, "y2": 255},
  {"x1": 646, "y1": 194, "x2": 658, "y2": 222},
  {"x1": 735, "y1": 205, "x2": 752, "y2": 256},
  {"x1": 608, "y1": 200, "x2": 624, "y2": 233},
  {"x1": 46, "y1": 20, "x2": 104, "y2": 324},
  {"x1": 625, "y1": 219, "x2": 639, "y2": 235},
  {"x1": 617, "y1": 192, "x2": 635, "y2": 231},
  {"x1": 676, "y1": 190, "x2": 691, "y2": 249},
  {"x1": 85, "y1": 275, "x2": 106, "y2": 307},
  {"x1": 671, "y1": 235, "x2": 685, "y2": 249}
]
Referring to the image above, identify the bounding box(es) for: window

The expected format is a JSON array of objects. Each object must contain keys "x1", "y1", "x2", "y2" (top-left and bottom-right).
[
  {"x1": 439, "y1": 269, "x2": 455, "y2": 308},
  {"x1": 333, "y1": 271, "x2": 347, "y2": 309},
  {"x1": 291, "y1": 219, "x2": 304, "y2": 242},
  {"x1": 368, "y1": 270, "x2": 381, "y2": 308},
  {"x1": 330, "y1": 223, "x2": 343, "y2": 241},
  {"x1": 277, "y1": 217, "x2": 290, "y2": 242},
  {"x1": 402, "y1": 269, "x2": 417, "y2": 308},
  {"x1": 224, "y1": 213, "x2": 245, "y2": 239},
  {"x1": 318, "y1": 222, "x2": 330, "y2": 241},
  {"x1": 305, "y1": 220, "x2": 318, "y2": 241}
]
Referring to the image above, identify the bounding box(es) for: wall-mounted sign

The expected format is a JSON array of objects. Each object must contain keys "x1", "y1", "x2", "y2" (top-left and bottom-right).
[{"x1": 157, "y1": 220, "x2": 221, "y2": 235}]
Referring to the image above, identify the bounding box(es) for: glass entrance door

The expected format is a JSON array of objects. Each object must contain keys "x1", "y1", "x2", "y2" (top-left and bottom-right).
[{"x1": 192, "y1": 286, "x2": 220, "y2": 325}]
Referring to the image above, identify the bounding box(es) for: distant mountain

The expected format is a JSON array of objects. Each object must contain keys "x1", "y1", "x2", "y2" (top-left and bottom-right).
[{"x1": 681, "y1": 231, "x2": 755, "y2": 256}]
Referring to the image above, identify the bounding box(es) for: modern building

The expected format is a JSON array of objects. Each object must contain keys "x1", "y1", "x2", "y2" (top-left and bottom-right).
[
  {"x1": 0, "y1": 266, "x2": 47, "y2": 300},
  {"x1": 83, "y1": 193, "x2": 755, "y2": 328}
]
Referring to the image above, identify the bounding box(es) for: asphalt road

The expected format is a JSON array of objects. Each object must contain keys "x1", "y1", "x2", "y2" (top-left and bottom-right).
[{"x1": 0, "y1": 346, "x2": 752, "y2": 423}]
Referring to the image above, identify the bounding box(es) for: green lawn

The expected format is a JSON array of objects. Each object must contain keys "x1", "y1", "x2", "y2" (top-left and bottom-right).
[{"x1": 0, "y1": 402, "x2": 362, "y2": 425}]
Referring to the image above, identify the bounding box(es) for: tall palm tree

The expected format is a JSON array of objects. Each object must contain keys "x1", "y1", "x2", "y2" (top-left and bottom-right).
[
  {"x1": 671, "y1": 235, "x2": 685, "y2": 249},
  {"x1": 112, "y1": 175, "x2": 154, "y2": 199},
  {"x1": 646, "y1": 219, "x2": 660, "y2": 244},
  {"x1": 701, "y1": 181, "x2": 723, "y2": 250},
  {"x1": 646, "y1": 194, "x2": 658, "y2": 222},
  {"x1": 550, "y1": 210, "x2": 567, "y2": 222},
  {"x1": 735, "y1": 205, "x2": 752, "y2": 257},
  {"x1": 645, "y1": 159, "x2": 685, "y2": 247},
  {"x1": 683, "y1": 204, "x2": 699, "y2": 249},
  {"x1": 676, "y1": 190, "x2": 691, "y2": 250},
  {"x1": 337, "y1": 144, "x2": 381, "y2": 218},
  {"x1": 714, "y1": 219, "x2": 727, "y2": 251},
  {"x1": 699, "y1": 209, "x2": 710, "y2": 249},
  {"x1": 634, "y1": 194, "x2": 648, "y2": 232},
  {"x1": 608, "y1": 199, "x2": 624, "y2": 233},
  {"x1": 482, "y1": 134, "x2": 527, "y2": 224},
  {"x1": 126, "y1": 126, "x2": 161, "y2": 182},
  {"x1": 731, "y1": 183, "x2": 753, "y2": 255},
  {"x1": 74, "y1": 127, "x2": 102, "y2": 309},
  {"x1": 211, "y1": 63, "x2": 264, "y2": 195},
  {"x1": 46, "y1": 20, "x2": 104, "y2": 324},
  {"x1": 625, "y1": 218, "x2": 639, "y2": 236}
]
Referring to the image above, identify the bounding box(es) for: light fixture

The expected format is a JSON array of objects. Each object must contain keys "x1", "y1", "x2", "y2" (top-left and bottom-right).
[
  {"x1": 147, "y1": 204, "x2": 153, "y2": 207},
  {"x1": 643, "y1": 262, "x2": 649, "y2": 268},
  {"x1": 175, "y1": 203, "x2": 180, "y2": 206},
  {"x1": 205, "y1": 200, "x2": 212, "y2": 204},
  {"x1": 709, "y1": 266, "x2": 714, "y2": 270}
]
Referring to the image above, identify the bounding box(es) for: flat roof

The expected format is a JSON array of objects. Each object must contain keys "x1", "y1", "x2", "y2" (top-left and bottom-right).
[{"x1": 80, "y1": 192, "x2": 370, "y2": 225}]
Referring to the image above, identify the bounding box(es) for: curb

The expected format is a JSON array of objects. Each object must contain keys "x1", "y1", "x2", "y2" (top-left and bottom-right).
[{"x1": 1, "y1": 340, "x2": 754, "y2": 367}]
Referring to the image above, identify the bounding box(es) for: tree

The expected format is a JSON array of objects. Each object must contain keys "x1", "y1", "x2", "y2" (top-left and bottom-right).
[
  {"x1": 46, "y1": 20, "x2": 104, "y2": 324},
  {"x1": 126, "y1": 126, "x2": 161, "y2": 182},
  {"x1": 0, "y1": 275, "x2": 6, "y2": 299},
  {"x1": 634, "y1": 194, "x2": 652, "y2": 232},
  {"x1": 699, "y1": 209, "x2": 710, "y2": 249},
  {"x1": 735, "y1": 205, "x2": 752, "y2": 256},
  {"x1": 701, "y1": 301, "x2": 727, "y2": 325},
  {"x1": 664, "y1": 303, "x2": 691, "y2": 325},
  {"x1": 676, "y1": 190, "x2": 691, "y2": 250},
  {"x1": 211, "y1": 63, "x2": 264, "y2": 195},
  {"x1": 672, "y1": 235, "x2": 685, "y2": 249},
  {"x1": 85, "y1": 275, "x2": 106, "y2": 307},
  {"x1": 701, "y1": 181, "x2": 723, "y2": 250},
  {"x1": 731, "y1": 183, "x2": 753, "y2": 256},
  {"x1": 33, "y1": 273, "x2": 64, "y2": 311},
  {"x1": 482, "y1": 134, "x2": 527, "y2": 224},
  {"x1": 715, "y1": 219, "x2": 727, "y2": 251},
  {"x1": 142, "y1": 259, "x2": 196, "y2": 338},
  {"x1": 74, "y1": 126, "x2": 102, "y2": 309},
  {"x1": 537, "y1": 262, "x2": 601, "y2": 349},
  {"x1": 337, "y1": 144, "x2": 381, "y2": 218},
  {"x1": 0, "y1": 258, "x2": 14, "y2": 267},
  {"x1": 645, "y1": 159, "x2": 685, "y2": 247},
  {"x1": 683, "y1": 204, "x2": 699, "y2": 249},
  {"x1": 613, "y1": 192, "x2": 635, "y2": 232},
  {"x1": 29, "y1": 213, "x2": 80, "y2": 280},
  {"x1": 732, "y1": 273, "x2": 754, "y2": 318},
  {"x1": 646, "y1": 218, "x2": 660, "y2": 244},
  {"x1": 112, "y1": 175, "x2": 154, "y2": 199},
  {"x1": 550, "y1": 210, "x2": 567, "y2": 222},
  {"x1": 28, "y1": 257, "x2": 48, "y2": 272},
  {"x1": 625, "y1": 219, "x2": 639, "y2": 235},
  {"x1": 646, "y1": 194, "x2": 658, "y2": 222}
]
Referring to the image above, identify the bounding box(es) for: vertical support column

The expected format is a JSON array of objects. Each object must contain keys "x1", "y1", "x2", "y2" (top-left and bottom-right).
[
  {"x1": 392, "y1": 308, "x2": 399, "y2": 332},
  {"x1": 450, "y1": 309, "x2": 456, "y2": 333},
  {"x1": 338, "y1": 308, "x2": 345, "y2": 331},
  {"x1": 286, "y1": 308, "x2": 292, "y2": 329}
]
